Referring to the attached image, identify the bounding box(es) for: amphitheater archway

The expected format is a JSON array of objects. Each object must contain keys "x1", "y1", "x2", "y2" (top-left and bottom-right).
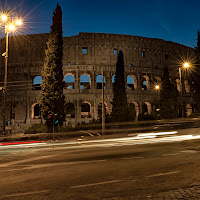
[
  {"x1": 96, "y1": 75, "x2": 106, "y2": 89},
  {"x1": 131, "y1": 102, "x2": 139, "y2": 118},
  {"x1": 81, "y1": 102, "x2": 91, "y2": 118},
  {"x1": 66, "y1": 102, "x2": 75, "y2": 118},
  {"x1": 184, "y1": 80, "x2": 190, "y2": 93},
  {"x1": 154, "y1": 76, "x2": 161, "y2": 84},
  {"x1": 127, "y1": 75, "x2": 137, "y2": 90},
  {"x1": 175, "y1": 79, "x2": 181, "y2": 92},
  {"x1": 64, "y1": 74, "x2": 74, "y2": 89},
  {"x1": 80, "y1": 74, "x2": 91, "y2": 89},
  {"x1": 33, "y1": 76, "x2": 42, "y2": 90},
  {"x1": 186, "y1": 104, "x2": 192, "y2": 116},
  {"x1": 97, "y1": 102, "x2": 108, "y2": 118},
  {"x1": 143, "y1": 102, "x2": 152, "y2": 114},
  {"x1": 32, "y1": 103, "x2": 41, "y2": 119},
  {"x1": 141, "y1": 75, "x2": 150, "y2": 90}
]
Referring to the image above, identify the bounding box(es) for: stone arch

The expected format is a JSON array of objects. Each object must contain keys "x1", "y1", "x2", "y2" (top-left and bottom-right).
[
  {"x1": 184, "y1": 80, "x2": 190, "y2": 93},
  {"x1": 66, "y1": 102, "x2": 75, "y2": 118},
  {"x1": 127, "y1": 75, "x2": 137, "y2": 90},
  {"x1": 143, "y1": 102, "x2": 152, "y2": 114},
  {"x1": 96, "y1": 74, "x2": 106, "y2": 89},
  {"x1": 81, "y1": 101, "x2": 92, "y2": 118},
  {"x1": 141, "y1": 75, "x2": 150, "y2": 90},
  {"x1": 33, "y1": 76, "x2": 42, "y2": 90},
  {"x1": 131, "y1": 102, "x2": 139, "y2": 118},
  {"x1": 112, "y1": 75, "x2": 115, "y2": 83},
  {"x1": 97, "y1": 102, "x2": 108, "y2": 118},
  {"x1": 154, "y1": 76, "x2": 161, "y2": 84},
  {"x1": 175, "y1": 79, "x2": 181, "y2": 92},
  {"x1": 80, "y1": 74, "x2": 91, "y2": 89},
  {"x1": 186, "y1": 104, "x2": 192, "y2": 116},
  {"x1": 64, "y1": 74, "x2": 75, "y2": 89},
  {"x1": 31, "y1": 103, "x2": 41, "y2": 119}
]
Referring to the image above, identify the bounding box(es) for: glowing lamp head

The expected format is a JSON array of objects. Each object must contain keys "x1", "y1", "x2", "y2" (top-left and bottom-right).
[
  {"x1": 183, "y1": 62, "x2": 190, "y2": 68},
  {"x1": 16, "y1": 19, "x2": 22, "y2": 26},
  {"x1": 8, "y1": 24, "x2": 15, "y2": 31},
  {"x1": 155, "y1": 85, "x2": 160, "y2": 90},
  {"x1": 1, "y1": 14, "x2": 7, "y2": 21}
]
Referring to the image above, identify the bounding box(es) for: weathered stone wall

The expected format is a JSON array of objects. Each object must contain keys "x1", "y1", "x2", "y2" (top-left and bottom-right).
[{"x1": 0, "y1": 32, "x2": 195, "y2": 132}]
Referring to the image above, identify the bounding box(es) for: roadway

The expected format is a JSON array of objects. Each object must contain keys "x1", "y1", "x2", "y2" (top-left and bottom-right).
[{"x1": 1, "y1": 127, "x2": 200, "y2": 199}]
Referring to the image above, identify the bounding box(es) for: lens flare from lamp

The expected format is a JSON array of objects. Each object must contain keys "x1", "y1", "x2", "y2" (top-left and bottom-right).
[
  {"x1": 1, "y1": 14, "x2": 7, "y2": 21},
  {"x1": 8, "y1": 24, "x2": 15, "y2": 31},
  {"x1": 16, "y1": 19, "x2": 22, "y2": 26},
  {"x1": 155, "y1": 85, "x2": 160, "y2": 90},
  {"x1": 183, "y1": 62, "x2": 189, "y2": 68}
]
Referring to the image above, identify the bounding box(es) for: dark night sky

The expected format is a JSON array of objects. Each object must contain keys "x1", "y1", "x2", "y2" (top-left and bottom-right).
[{"x1": 1, "y1": 0, "x2": 200, "y2": 48}]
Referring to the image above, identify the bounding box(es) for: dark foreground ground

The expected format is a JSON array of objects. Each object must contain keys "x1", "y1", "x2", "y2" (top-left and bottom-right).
[{"x1": 1, "y1": 126, "x2": 200, "y2": 199}]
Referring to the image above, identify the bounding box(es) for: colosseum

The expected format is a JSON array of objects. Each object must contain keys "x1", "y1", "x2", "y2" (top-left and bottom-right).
[{"x1": 0, "y1": 32, "x2": 196, "y2": 132}]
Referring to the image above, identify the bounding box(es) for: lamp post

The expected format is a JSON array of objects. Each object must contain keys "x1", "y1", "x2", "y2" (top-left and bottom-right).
[
  {"x1": 1, "y1": 9, "x2": 22, "y2": 134},
  {"x1": 101, "y1": 66, "x2": 105, "y2": 135},
  {"x1": 155, "y1": 84, "x2": 160, "y2": 116},
  {"x1": 179, "y1": 62, "x2": 190, "y2": 117}
]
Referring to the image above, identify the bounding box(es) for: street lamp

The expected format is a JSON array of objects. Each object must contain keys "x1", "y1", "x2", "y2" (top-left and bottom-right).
[
  {"x1": 179, "y1": 62, "x2": 190, "y2": 98},
  {"x1": 1, "y1": 9, "x2": 22, "y2": 134},
  {"x1": 179, "y1": 62, "x2": 190, "y2": 117},
  {"x1": 155, "y1": 84, "x2": 160, "y2": 90}
]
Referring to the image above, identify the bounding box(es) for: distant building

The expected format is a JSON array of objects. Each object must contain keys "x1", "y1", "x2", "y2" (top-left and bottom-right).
[{"x1": 0, "y1": 33, "x2": 195, "y2": 132}]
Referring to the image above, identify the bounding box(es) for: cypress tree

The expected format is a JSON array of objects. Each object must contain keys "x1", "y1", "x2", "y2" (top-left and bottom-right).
[
  {"x1": 191, "y1": 30, "x2": 200, "y2": 113},
  {"x1": 40, "y1": 3, "x2": 65, "y2": 131},
  {"x1": 160, "y1": 66, "x2": 179, "y2": 119},
  {"x1": 111, "y1": 50, "x2": 134, "y2": 122}
]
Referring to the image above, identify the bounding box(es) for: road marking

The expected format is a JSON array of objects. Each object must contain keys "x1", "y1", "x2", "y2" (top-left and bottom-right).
[
  {"x1": 146, "y1": 171, "x2": 181, "y2": 178},
  {"x1": 162, "y1": 153, "x2": 181, "y2": 157},
  {"x1": 80, "y1": 130, "x2": 94, "y2": 136},
  {"x1": 71, "y1": 180, "x2": 123, "y2": 189},
  {"x1": 0, "y1": 155, "x2": 54, "y2": 167},
  {"x1": 181, "y1": 150, "x2": 198, "y2": 153},
  {"x1": 3, "y1": 190, "x2": 50, "y2": 198},
  {"x1": 87, "y1": 130, "x2": 101, "y2": 136},
  {"x1": 2, "y1": 159, "x2": 106, "y2": 172},
  {"x1": 122, "y1": 157, "x2": 143, "y2": 160}
]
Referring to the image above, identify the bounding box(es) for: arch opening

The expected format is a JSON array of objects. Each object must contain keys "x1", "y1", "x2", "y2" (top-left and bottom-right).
[
  {"x1": 66, "y1": 103, "x2": 75, "y2": 118},
  {"x1": 33, "y1": 76, "x2": 42, "y2": 90},
  {"x1": 81, "y1": 102, "x2": 91, "y2": 118},
  {"x1": 65, "y1": 74, "x2": 74, "y2": 89},
  {"x1": 96, "y1": 75, "x2": 106, "y2": 89},
  {"x1": 80, "y1": 74, "x2": 90, "y2": 89}
]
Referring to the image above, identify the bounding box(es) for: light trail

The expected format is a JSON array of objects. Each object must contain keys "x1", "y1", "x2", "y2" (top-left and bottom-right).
[{"x1": 1, "y1": 132, "x2": 200, "y2": 150}]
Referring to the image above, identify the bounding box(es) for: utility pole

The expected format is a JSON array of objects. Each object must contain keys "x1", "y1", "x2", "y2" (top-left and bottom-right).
[
  {"x1": 2, "y1": 32, "x2": 8, "y2": 134},
  {"x1": 102, "y1": 66, "x2": 105, "y2": 135}
]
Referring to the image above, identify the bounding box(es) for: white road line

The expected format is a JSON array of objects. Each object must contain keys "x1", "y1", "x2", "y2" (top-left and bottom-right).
[
  {"x1": 3, "y1": 190, "x2": 50, "y2": 198},
  {"x1": 2, "y1": 159, "x2": 106, "y2": 172},
  {"x1": 0, "y1": 155, "x2": 54, "y2": 168},
  {"x1": 121, "y1": 156, "x2": 143, "y2": 159},
  {"x1": 80, "y1": 130, "x2": 94, "y2": 136},
  {"x1": 146, "y1": 171, "x2": 181, "y2": 178},
  {"x1": 70, "y1": 179, "x2": 123, "y2": 189},
  {"x1": 87, "y1": 130, "x2": 101, "y2": 136},
  {"x1": 162, "y1": 153, "x2": 181, "y2": 157}
]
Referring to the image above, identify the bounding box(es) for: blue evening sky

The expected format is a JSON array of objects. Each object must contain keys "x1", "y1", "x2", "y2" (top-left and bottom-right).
[{"x1": 1, "y1": 0, "x2": 200, "y2": 48}]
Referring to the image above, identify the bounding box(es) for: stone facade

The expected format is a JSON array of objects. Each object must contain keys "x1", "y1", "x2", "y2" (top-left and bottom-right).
[{"x1": 0, "y1": 32, "x2": 196, "y2": 132}]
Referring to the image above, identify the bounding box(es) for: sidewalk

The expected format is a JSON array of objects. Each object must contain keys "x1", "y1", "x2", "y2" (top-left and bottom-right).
[{"x1": 104, "y1": 184, "x2": 200, "y2": 199}]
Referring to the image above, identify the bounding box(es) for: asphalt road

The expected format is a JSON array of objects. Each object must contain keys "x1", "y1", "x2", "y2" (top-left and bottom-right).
[{"x1": 1, "y1": 127, "x2": 200, "y2": 199}]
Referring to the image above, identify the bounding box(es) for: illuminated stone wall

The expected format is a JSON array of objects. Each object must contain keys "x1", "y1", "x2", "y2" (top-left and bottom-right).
[{"x1": 0, "y1": 33, "x2": 195, "y2": 132}]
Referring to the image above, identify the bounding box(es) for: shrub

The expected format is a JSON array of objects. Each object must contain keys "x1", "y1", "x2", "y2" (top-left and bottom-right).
[{"x1": 25, "y1": 123, "x2": 48, "y2": 134}]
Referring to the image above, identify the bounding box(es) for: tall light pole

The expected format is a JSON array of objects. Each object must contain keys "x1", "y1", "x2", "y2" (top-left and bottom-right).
[
  {"x1": 101, "y1": 66, "x2": 105, "y2": 135},
  {"x1": 1, "y1": 9, "x2": 22, "y2": 134},
  {"x1": 179, "y1": 62, "x2": 190, "y2": 117}
]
